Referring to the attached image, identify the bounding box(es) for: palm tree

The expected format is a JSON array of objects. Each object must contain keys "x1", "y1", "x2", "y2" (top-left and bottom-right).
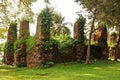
[{"x1": 50, "y1": 12, "x2": 72, "y2": 36}]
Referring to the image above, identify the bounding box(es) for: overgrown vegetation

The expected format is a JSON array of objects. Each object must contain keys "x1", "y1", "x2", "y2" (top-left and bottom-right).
[
  {"x1": 39, "y1": 6, "x2": 54, "y2": 33},
  {"x1": 52, "y1": 34, "x2": 74, "y2": 50},
  {"x1": 26, "y1": 36, "x2": 36, "y2": 52},
  {"x1": 4, "y1": 21, "x2": 17, "y2": 54},
  {"x1": 76, "y1": 15, "x2": 86, "y2": 43},
  {"x1": 41, "y1": 38, "x2": 58, "y2": 51}
]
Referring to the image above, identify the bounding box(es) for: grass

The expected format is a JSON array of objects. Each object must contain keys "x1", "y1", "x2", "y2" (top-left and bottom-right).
[{"x1": 0, "y1": 60, "x2": 120, "y2": 80}]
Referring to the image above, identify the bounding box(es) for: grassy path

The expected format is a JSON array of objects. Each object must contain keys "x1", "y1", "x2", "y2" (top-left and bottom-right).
[{"x1": 0, "y1": 60, "x2": 120, "y2": 80}]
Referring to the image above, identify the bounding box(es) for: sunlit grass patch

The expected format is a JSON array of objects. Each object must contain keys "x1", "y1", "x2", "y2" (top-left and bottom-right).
[{"x1": 0, "y1": 60, "x2": 120, "y2": 80}]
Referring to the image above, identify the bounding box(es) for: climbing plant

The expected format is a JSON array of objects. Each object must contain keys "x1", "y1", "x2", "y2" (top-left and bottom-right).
[
  {"x1": 76, "y1": 15, "x2": 86, "y2": 43},
  {"x1": 4, "y1": 21, "x2": 17, "y2": 65},
  {"x1": 39, "y1": 6, "x2": 54, "y2": 33},
  {"x1": 4, "y1": 21, "x2": 17, "y2": 54}
]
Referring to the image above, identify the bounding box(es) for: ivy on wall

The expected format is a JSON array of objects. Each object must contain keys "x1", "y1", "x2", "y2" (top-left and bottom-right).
[
  {"x1": 76, "y1": 15, "x2": 86, "y2": 43},
  {"x1": 4, "y1": 21, "x2": 17, "y2": 54},
  {"x1": 39, "y1": 6, "x2": 54, "y2": 33}
]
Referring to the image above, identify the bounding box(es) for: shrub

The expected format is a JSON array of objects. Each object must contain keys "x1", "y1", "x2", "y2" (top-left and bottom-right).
[
  {"x1": 39, "y1": 6, "x2": 54, "y2": 33},
  {"x1": 52, "y1": 34, "x2": 74, "y2": 50},
  {"x1": 4, "y1": 41, "x2": 14, "y2": 54},
  {"x1": 26, "y1": 36, "x2": 36, "y2": 52},
  {"x1": 41, "y1": 38, "x2": 58, "y2": 52},
  {"x1": 14, "y1": 39, "x2": 26, "y2": 50}
]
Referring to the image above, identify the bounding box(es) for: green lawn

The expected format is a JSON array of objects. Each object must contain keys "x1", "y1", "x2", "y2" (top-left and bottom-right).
[{"x1": 0, "y1": 60, "x2": 120, "y2": 80}]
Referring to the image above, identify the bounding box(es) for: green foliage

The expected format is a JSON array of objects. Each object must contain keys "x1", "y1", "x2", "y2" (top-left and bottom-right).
[
  {"x1": 91, "y1": 41, "x2": 98, "y2": 45},
  {"x1": 76, "y1": 15, "x2": 86, "y2": 43},
  {"x1": 110, "y1": 32, "x2": 117, "y2": 37},
  {"x1": 76, "y1": 0, "x2": 120, "y2": 28},
  {"x1": 4, "y1": 41, "x2": 14, "y2": 54},
  {"x1": 41, "y1": 38, "x2": 58, "y2": 51},
  {"x1": 52, "y1": 12, "x2": 65, "y2": 24},
  {"x1": 26, "y1": 36, "x2": 36, "y2": 52},
  {"x1": 4, "y1": 21, "x2": 17, "y2": 54},
  {"x1": 24, "y1": 34, "x2": 59, "y2": 52},
  {"x1": 14, "y1": 39, "x2": 26, "y2": 50},
  {"x1": 108, "y1": 41, "x2": 116, "y2": 48},
  {"x1": 108, "y1": 32, "x2": 117, "y2": 48},
  {"x1": 39, "y1": 6, "x2": 54, "y2": 33},
  {"x1": 51, "y1": 12, "x2": 71, "y2": 36},
  {"x1": 9, "y1": 21, "x2": 17, "y2": 40},
  {"x1": 0, "y1": 43, "x2": 4, "y2": 53},
  {"x1": 52, "y1": 34, "x2": 74, "y2": 50},
  {"x1": 0, "y1": 0, "x2": 13, "y2": 28},
  {"x1": 44, "y1": 0, "x2": 50, "y2": 4},
  {"x1": 0, "y1": 27, "x2": 7, "y2": 40},
  {"x1": 74, "y1": 35, "x2": 88, "y2": 45}
]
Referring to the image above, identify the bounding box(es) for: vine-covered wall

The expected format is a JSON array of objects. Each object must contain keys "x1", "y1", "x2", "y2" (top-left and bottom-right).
[
  {"x1": 14, "y1": 19, "x2": 29, "y2": 67},
  {"x1": 74, "y1": 15, "x2": 86, "y2": 62},
  {"x1": 27, "y1": 6, "x2": 54, "y2": 68},
  {"x1": 4, "y1": 21, "x2": 17, "y2": 65}
]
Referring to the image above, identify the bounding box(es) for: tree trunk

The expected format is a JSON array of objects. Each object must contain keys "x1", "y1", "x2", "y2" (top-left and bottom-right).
[{"x1": 85, "y1": 17, "x2": 95, "y2": 64}]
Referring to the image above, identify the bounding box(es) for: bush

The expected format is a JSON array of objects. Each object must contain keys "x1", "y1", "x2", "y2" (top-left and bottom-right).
[
  {"x1": 26, "y1": 36, "x2": 36, "y2": 52},
  {"x1": 39, "y1": 6, "x2": 54, "y2": 33},
  {"x1": 51, "y1": 34, "x2": 75, "y2": 63},
  {"x1": 41, "y1": 38, "x2": 58, "y2": 52},
  {"x1": 4, "y1": 41, "x2": 14, "y2": 54},
  {"x1": 52, "y1": 34, "x2": 74, "y2": 50},
  {"x1": 14, "y1": 39, "x2": 26, "y2": 50}
]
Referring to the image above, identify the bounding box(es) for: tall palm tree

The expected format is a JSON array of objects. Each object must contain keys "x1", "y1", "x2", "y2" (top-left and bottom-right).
[{"x1": 51, "y1": 12, "x2": 72, "y2": 36}]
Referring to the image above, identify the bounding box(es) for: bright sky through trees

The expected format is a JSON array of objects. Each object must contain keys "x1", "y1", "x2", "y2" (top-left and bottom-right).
[{"x1": 30, "y1": 0, "x2": 86, "y2": 36}]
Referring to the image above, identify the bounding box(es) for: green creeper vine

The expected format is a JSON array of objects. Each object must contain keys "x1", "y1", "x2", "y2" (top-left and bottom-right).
[
  {"x1": 39, "y1": 6, "x2": 54, "y2": 33},
  {"x1": 4, "y1": 21, "x2": 17, "y2": 54},
  {"x1": 76, "y1": 15, "x2": 86, "y2": 43}
]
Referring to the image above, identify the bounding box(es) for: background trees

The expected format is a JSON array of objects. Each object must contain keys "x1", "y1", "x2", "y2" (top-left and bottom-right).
[
  {"x1": 75, "y1": 0, "x2": 120, "y2": 63},
  {"x1": 1, "y1": 0, "x2": 120, "y2": 67},
  {"x1": 51, "y1": 12, "x2": 71, "y2": 37}
]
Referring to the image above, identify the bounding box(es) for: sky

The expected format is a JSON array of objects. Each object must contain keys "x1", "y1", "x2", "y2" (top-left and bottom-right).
[
  {"x1": 0, "y1": 0, "x2": 86, "y2": 43},
  {"x1": 30, "y1": 0, "x2": 86, "y2": 36}
]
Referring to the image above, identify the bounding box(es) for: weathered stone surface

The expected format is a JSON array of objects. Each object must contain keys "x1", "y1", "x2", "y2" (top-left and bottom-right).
[
  {"x1": 27, "y1": 51, "x2": 43, "y2": 68},
  {"x1": 73, "y1": 22, "x2": 79, "y2": 39},
  {"x1": 27, "y1": 15, "x2": 51, "y2": 68},
  {"x1": 27, "y1": 45, "x2": 53, "y2": 68},
  {"x1": 16, "y1": 44, "x2": 27, "y2": 67},
  {"x1": 96, "y1": 26, "x2": 108, "y2": 60},
  {"x1": 73, "y1": 21, "x2": 85, "y2": 62},
  {"x1": 4, "y1": 52, "x2": 14, "y2": 65},
  {"x1": 4, "y1": 22, "x2": 17, "y2": 65},
  {"x1": 14, "y1": 20, "x2": 29, "y2": 67},
  {"x1": 19, "y1": 20, "x2": 29, "y2": 39},
  {"x1": 75, "y1": 44, "x2": 84, "y2": 61}
]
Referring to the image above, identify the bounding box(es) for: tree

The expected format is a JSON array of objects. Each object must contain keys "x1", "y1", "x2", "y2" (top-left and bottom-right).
[
  {"x1": 85, "y1": 16, "x2": 96, "y2": 64},
  {"x1": 0, "y1": 0, "x2": 37, "y2": 41},
  {"x1": 0, "y1": 27, "x2": 7, "y2": 40},
  {"x1": 51, "y1": 12, "x2": 71, "y2": 36},
  {"x1": 75, "y1": 0, "x2": 120, "y2": 62}
]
